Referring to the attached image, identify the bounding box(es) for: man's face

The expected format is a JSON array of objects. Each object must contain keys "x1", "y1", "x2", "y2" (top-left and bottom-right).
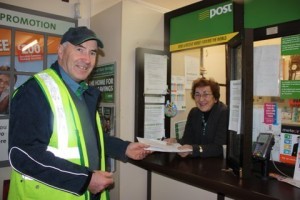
[{"x1": 58, "y1": 40, "x2": 98, "y2": 82}]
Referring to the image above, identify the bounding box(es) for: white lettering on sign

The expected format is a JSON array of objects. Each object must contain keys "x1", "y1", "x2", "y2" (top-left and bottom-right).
[
  {"x1": 0, "y1": 40, "x2": 9, "y2": 51},
  {"x1": 17, "y1": 44, "x2": 41, "y2": 54},
  {"x1": 210, "y1": 3, "x2": 232, "y2": 18}
]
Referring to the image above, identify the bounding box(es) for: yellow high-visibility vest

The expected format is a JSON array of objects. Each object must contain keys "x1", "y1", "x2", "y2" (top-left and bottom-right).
[{"x1": 8, "y1": 68, "x2": 108, "y2": 200}]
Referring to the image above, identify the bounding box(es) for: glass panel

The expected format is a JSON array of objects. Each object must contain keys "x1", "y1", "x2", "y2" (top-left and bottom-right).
[
  {"x1": 0, "y1": 28, "x2": 11, "y2": 66},
  {"x1": 253, "y1": 35, "x2": 300, "y2": 166},
  {"x1": 0, "y1": 28, "x2": 12, "y2": 116},
  {"x1": 47, "y1": 36, "x2": 61, "y2": 68},
  {"x1": 15, "y1": 31, "x2": 44, "y2": 73}
]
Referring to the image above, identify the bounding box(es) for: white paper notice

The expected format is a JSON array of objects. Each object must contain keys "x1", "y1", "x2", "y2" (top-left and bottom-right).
[
  {"x1": 145, "y1": 96, "x2": 165, "y2": 104},
  {"x1": 253, "y1": 45, "x2": 280, "y2": 96},
  {"x1": 144, "y1": 104, "x2": 165, "y2": 139},
  {"x1": 185, "y1": 56, "x2": 200, "y2": 89},
  {"x1": 137, "y1": 137, "x2": 192, "y2": 152},
  {"x1": 171, "y1": 75, "x2": 186, "y2": 110},
  {"x1": 228, "y1": 80, "x2": 241, "y2": 134},
  {"x1": 144, "y1": 53, "x2": 168, "y2": 95}
]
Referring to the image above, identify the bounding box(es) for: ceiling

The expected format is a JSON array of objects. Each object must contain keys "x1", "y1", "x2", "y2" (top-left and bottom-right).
[
  {"x1": 135, "y1": 0, "x2": 202, "y2": 12},
  {"x1": 91, "y1": 0, "x2": 202, "y2": 14}
]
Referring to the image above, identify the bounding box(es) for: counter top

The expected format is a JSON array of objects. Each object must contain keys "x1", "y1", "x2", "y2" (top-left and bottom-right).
[{"x1": 130, "y1": 152, "x2": 300, "y2": 200}]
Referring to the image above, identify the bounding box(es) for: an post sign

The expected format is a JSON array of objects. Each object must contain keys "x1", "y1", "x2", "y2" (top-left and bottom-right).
[
  {"x1": 89, "y1": 63, "x2": 115, "y2": 103},
  {"x1": 169, "y1": 1, "x2": 233, "y2": 51}
]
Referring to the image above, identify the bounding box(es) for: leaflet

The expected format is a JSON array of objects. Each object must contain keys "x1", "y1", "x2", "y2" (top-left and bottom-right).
[{"x1": 137, "y1": 137, "x2": 192, "y2": 152}]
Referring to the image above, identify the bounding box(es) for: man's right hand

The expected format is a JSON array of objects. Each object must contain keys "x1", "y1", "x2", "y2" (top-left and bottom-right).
[{"x1": 88, "y1": 171, "x2": 114, "y2": 194}]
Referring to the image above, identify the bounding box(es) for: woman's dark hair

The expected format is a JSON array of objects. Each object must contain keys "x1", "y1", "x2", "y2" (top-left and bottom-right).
[
  {"x1": 190, "y1": 77, "x2": 220, "y2": 100},
  {"x1": 0, "y1": 65, "x2": 17, "y2": 83}
]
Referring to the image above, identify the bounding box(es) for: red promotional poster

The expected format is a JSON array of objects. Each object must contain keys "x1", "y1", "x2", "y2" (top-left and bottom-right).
[
  {"x1": 15, "y1": 31, "x2": 44, "y2": 62},
  {"x1": 0, "y1": 28, "x2": 11, "y2": 56}
]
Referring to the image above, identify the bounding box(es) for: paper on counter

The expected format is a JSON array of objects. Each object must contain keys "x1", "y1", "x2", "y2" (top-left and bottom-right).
[{"x1": 137, "y1": 137, "x2": 192, "y2": 152}]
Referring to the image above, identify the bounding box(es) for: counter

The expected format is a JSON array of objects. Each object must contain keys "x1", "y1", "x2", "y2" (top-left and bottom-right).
[{"x1": 130, "y1": 152, "x2": 300, "y2": 200}]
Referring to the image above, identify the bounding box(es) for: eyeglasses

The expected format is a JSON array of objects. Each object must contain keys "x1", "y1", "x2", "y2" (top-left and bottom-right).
[{"x1": 194, "y1": 92, "x2": 212, "y2": 99}]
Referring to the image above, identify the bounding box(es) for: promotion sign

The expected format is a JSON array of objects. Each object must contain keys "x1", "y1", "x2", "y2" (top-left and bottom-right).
[
  {"x1": 89, "y1": 63, "x2": 115, "y2": 103},
  {"x1": 0, "y1": 7, "x2": 74, "y2": 35}
]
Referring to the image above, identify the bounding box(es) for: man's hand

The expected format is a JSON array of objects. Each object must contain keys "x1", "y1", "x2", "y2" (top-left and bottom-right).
[
  {"x1": 125, "y1": 142, "x2": 152, "y2": 160},
  {"x1": 88, "y1": 171, "x2": 114, "y2": 194}
]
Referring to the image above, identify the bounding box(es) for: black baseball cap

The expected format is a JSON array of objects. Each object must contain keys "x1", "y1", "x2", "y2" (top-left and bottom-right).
[{"x1": 60, "y1": 26, "x2": 104, "y2": 48}]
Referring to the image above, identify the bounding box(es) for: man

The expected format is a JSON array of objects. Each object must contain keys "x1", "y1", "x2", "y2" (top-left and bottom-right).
[{"x1": 8, "y1": 26, "x2": 151, "y2": 200}]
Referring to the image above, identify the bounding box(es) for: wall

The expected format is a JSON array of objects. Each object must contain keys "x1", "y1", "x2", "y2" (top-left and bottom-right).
[
  {"x1": 90, "y1": 3, "x2": 123, "y2": 199},
  {"x1": 119, "y1": 0, "x2": 165, "y2": 198}
]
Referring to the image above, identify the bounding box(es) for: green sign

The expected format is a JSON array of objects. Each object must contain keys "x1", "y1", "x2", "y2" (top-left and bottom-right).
[
  {"x1": 89, "y1": 63, "x2": 115, "y2": 103},
  {"x1": 244, "y1": 0, "x2": 300, "y2": 29},
  {"x1": 0, "y1": 8, "x2": 74, "y2": 34},
  {"x1": 170, "y1": 1, "x2": 233, "y2": 46},
  {"x1": 280, "y1": 80, "x2": 300, "y2": 99},
  {"x1": 281, "y1": 34, "x2": 300, "y2": 56}
]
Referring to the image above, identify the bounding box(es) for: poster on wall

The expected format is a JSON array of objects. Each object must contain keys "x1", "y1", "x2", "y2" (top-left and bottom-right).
[
  {"x1": 98, "y1": 106, "x2": 115, "y2": 137},
  {"x1": 171, "y1": 75, "x2": 186, "y2": 111},
  {"x1": 0, "y1": 28, "x2": 12, "y2": 116},
  {"x1": 280, "y1": 125, "x2": 300, "y2": 165},
  {"x1": 278, "y1": 34, "x2": 300, "y2": 165},
  {"x1": 0, "y1": 119, "x2": 9, "y2": 161},
  {"x1": 144, "y1": 53, "x2": 168, "y2": 95},
  {"x1": 0, "y1": 3, "x2": 76, "y2": 165},
  {"x1": 89, "y1": 63, "x2": 115, "y2": 103}
]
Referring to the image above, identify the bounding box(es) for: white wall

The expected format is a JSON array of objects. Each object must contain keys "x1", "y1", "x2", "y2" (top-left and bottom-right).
[
  {"x1": 91, "y1": 3, "x2": 123, "y2": 199},
  {"x1": 119, "y1": 2, "x2": 164, "y2": 199}
]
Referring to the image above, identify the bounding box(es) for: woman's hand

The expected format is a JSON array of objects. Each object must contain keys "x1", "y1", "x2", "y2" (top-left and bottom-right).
[
  {"x1": 163, "y1": 138, "x2": 177, "y2": 144},
  {"x1": 177, "y1": 144, "x2": 193, "y2": 157}
]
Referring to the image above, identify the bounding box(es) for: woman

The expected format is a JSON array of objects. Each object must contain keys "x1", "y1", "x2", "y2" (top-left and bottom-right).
[{"x1": 167, "y1": 77, "x2": 228, "y2": 158}]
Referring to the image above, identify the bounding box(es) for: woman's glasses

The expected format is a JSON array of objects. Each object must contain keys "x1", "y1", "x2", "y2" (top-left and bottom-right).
[{"x1": 194, "y1": 92, "x2": 212, "y2": 99}]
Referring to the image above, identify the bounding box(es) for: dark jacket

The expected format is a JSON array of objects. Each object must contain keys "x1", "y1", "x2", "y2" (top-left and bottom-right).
[
  {"x1": 8, "y1": 62, "x2": 130, "y2": 195},
  {"x1": 179, "y1": 101, "x2": 228, "y2": 158}
]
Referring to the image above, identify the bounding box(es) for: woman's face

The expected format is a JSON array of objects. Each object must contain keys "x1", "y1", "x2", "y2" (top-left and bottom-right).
[
  {"x1": 0, "y1": 74, "x2": 10, "y2": 93},
  {"x1": 194, "y1": 86, "x2": 217, "y2": 112}
]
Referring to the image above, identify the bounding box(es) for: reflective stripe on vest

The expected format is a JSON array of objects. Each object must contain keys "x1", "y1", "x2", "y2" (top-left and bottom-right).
[{"x1": 35, "y1": 69, "x2": 84, "y2": 163}]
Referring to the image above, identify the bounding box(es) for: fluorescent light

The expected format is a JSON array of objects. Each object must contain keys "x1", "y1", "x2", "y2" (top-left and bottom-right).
[{"x1": 22, "y1": 40, "x2": 38, "y2": 52}]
